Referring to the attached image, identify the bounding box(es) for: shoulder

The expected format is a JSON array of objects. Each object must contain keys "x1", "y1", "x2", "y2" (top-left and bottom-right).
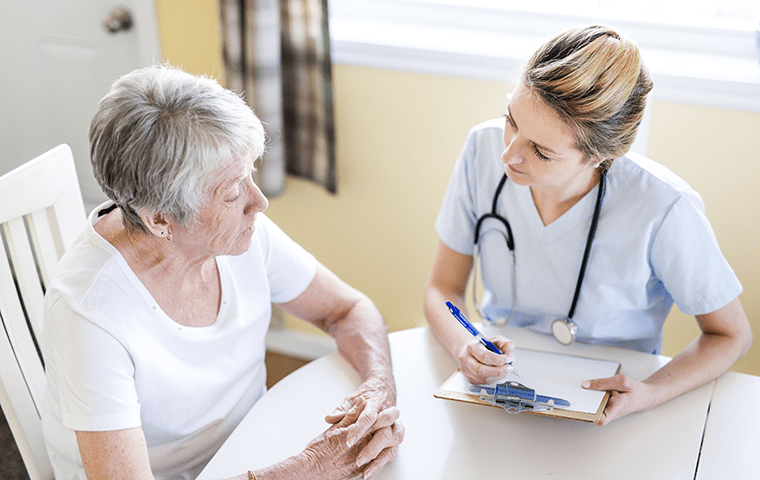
[
  {"x1": 49, "y1": 232, "x2": 116, "y2": 308},
  {"x1": 608, "y1": 153, "x2": 705, "y2": 214},
  {"x1": 466, "y1": 118, "x2": 505, "y2": 145},
  {"x1": 457, "y1": 118, "x2": 507, "y2": 183},
  {"x1": 46, "y1": 204, "x2": 143, "y2": 327}
]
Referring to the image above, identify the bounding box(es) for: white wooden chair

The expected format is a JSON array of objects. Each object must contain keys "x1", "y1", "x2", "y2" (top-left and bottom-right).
[{"x1": 0, "y1": 144, "x2": 87, "y2": 480}]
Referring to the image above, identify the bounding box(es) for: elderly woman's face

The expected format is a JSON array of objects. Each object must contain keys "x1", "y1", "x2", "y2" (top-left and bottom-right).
[{"x1": 181, "y1": 155, "x2": 268, "y2": 257}]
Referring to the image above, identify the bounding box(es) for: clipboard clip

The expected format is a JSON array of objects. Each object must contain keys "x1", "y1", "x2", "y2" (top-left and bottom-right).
[{"x1": 469, "y1": 381, "x2": 571, "y2": 414}]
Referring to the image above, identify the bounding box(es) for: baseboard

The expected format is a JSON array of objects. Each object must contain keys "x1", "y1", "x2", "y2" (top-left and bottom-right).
[{"x1": 265, "y1": 328, "x2": 337, "y2": 361}]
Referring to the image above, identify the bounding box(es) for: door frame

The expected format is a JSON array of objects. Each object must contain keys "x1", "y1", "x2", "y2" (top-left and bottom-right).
[{"x1": 134, "y1": 0, "x2": 162, "y2": 65}]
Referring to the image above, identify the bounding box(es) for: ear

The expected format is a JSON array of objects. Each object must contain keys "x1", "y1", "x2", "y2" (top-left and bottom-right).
[
  {"x1": 140, "y1": 210, "x2": 172, "y2": 239},
  {"x1": 587, "y1": 157, "x2": 604, "y2": 169}
]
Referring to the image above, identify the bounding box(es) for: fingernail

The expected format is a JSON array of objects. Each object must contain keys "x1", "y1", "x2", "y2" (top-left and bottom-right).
[
  {"x1": 346, "y1": 435, "x2": 356, "y2": 447},
  {"x1": 364, "y1": 467, "x2": 375, "y2": 479},
  {"x1": 356, "y1": 455, "x2": 367, "y2": 467},
  {"x1": 581, "y1": 380, "x2": 590, "y2": 389}
]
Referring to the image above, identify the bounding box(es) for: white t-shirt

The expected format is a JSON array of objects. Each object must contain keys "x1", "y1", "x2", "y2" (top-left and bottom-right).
[
  {"x1": 41, "y1": 203, "x2": 317, "y2": 480},
  {"x1": 435, "y1": 118, "x2": 742, "y2": 354}
]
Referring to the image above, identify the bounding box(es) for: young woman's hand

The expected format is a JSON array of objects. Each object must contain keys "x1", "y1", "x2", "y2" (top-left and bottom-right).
[{"x1": 457, "y1": 335, "x2": 516, "y2": 385}]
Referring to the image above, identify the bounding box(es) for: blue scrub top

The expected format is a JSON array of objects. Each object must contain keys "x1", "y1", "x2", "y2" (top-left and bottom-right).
[{"x1": 435, "y1": 119, "x2": 742, "y2": 354}]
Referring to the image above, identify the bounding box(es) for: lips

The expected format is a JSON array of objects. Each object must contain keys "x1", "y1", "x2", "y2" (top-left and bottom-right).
[
  {"x1": 243, "y1": 214, "x2": 257, "y2": 235},
  {"x1": 240, "y1": 223, "x2": 256, "y2": 237}
]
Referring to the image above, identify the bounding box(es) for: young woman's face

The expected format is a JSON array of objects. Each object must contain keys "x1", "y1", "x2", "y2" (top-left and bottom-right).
[{"x1": 501, "y1": 83, "x2": 596, "y2": 191}]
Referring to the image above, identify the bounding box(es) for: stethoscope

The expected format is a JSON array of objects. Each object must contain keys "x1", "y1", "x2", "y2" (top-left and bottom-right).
[{"x1": 471, "y1": 171, "x2": 606, "y2": 345}]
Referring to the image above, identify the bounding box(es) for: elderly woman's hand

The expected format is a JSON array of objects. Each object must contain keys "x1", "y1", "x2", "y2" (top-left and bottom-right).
[
  {"x1": 324, "y1": 376, "x2": 397, "y2": 444},
  {"x1": 321, "y1": 377, "x2": 403, "y2": 478},
  {"x1": 292, "y1": 396, "x2": 404, "y2": 480}
]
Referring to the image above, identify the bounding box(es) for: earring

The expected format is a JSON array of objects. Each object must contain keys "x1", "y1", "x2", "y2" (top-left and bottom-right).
[
  {"x1": 594, "y1": 161, "x2": 602, "y2": 169},
  {"x1": 167, "y1": 233, "x2": 173, "y2": 242}
]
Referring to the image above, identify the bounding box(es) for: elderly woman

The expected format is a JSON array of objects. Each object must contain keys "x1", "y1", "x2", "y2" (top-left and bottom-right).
[
  {"x1": 41, "y1": 64, "x2": 403, "y2": 480},
  {"x1": 425, "y1": 25, "x2": 752, "y2": 426}
]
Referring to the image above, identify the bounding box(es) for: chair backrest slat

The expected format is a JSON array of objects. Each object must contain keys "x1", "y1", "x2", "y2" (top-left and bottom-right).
[
  {"x1": 3, "y1": 217, "x2": 47, "y2": 349},
  {"x1": 0, "y1": 144, "x2": 86, "y2": 480},
  {"x1": 0, "y1": 323, "x2": 49, "y2": 480},
  {"x1": 28, "y1": 209, "x2": 64, "y2": 289}
]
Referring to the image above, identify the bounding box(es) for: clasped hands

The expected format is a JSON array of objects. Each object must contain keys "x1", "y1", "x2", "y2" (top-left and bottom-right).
[
  {"x1": 457, "y1": 334, "x2": 653, "y2": 426},
  {"x1": 298, "y1": 377, "x2": 405, "y2": 480}
]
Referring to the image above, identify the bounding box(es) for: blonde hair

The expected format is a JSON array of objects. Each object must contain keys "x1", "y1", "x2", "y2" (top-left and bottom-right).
[{"x1": 522, "y1": 25, "x2": 653, "y2": 168}]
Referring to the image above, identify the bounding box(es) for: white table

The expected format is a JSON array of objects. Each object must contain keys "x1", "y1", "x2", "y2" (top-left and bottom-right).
[
  {"x1": 199, "y1": 326, "x2": 717, "y2": 480},
  {"x1": 695, "y1": 371, "x2": 760, "y2": 480}
]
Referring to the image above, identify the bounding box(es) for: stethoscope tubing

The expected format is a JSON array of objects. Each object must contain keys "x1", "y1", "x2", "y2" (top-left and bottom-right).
[{"x1": 472, "y1": 171, "x2": 606, "y2": 343}]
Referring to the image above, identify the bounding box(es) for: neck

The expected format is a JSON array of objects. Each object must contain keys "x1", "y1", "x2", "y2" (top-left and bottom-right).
[
  {"x1": 96, "y1": 208, "x2": 213, "y2": 281},
  {"x1": 94, "y1": 208, "x2": 222, "y2": 327},
  {"x1": 530, "y1": 167, "x2": 600, "y2": 226}
]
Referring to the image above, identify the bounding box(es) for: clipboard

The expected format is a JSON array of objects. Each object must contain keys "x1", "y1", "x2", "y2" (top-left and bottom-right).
[{"x1": 434, "y1": 348, "x2": 621, "y2": 423}]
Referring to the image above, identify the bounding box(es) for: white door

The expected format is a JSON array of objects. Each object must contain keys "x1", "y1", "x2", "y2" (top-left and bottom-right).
[{"x1": 0, "y1": 0, "x2": 160, "y2": 208}]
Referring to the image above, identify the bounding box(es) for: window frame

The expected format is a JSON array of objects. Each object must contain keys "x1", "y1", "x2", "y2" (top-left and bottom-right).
[{"x1": 328, "y1": 0, "x2": 760, "y2": 113}]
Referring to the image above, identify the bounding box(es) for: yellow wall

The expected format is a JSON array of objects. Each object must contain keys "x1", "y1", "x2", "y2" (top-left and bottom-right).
[
  {"x1": 155, "y1": 0, "x2": 760, "y2": 376},
  {"x1": 154, "y1": 0, "x2": 223, "y2": 77}
]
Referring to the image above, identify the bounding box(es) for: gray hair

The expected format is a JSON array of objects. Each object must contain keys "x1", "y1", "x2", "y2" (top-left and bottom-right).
[{"x1": 89, "y1": 63, "x2": 266, "y2": 234}]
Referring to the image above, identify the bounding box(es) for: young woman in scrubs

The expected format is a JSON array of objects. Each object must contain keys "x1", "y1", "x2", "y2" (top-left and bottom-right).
[{"x1": 424, "y1": 25, "x2": 752, "y2": 426}]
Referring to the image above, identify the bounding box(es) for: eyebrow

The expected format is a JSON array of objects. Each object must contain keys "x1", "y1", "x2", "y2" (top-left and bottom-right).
[
  {"x1": 230, "y1": 167, "x2": 256, "y2": 186},
  {"x1": 213, "y1": 175, "x2": 244, "y2": 199},
  {"x1": 507, "y1": 105, "x2": 560, "y2": 156}
]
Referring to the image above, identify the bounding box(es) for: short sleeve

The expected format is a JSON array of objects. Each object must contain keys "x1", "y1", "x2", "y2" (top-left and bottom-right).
[
  {"x1": 434, "y1": 130, "x2": 481, "y2": 255},
  {"x1": 45, "y1": 296, "x2": 141, "y2": 431},
  {"x1": 256, "y1": 214, "x2": 318, "y2": 303},
  {"x1": 651, "y1": 195, "x2": 742, "y2": 315}
]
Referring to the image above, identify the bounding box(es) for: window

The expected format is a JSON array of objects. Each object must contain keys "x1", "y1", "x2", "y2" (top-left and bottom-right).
[
  {"x1": 328, "y1": 0, "x2": 760, "y2": 112},
  {"x1": 409, "y1": 0, "x2": 760, "y2": 23}
]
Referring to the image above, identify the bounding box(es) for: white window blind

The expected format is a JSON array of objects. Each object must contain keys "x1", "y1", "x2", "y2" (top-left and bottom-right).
[{"x1": 328, "y1": 0, "x2": 760, "y2": 112}]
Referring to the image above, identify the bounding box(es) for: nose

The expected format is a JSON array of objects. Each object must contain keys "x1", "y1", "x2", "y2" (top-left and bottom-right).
[
  {"x1": 243, "y1": 176, "x2": 269, "y2": 215},
  {"x1": 501, "y1": 134, "x2": 523, "y2": 166}
]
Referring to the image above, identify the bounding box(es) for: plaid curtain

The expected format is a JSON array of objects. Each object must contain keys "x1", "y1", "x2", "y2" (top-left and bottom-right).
[{"x1": 219, "y1": 0, "x2": 337, "y2": 196}]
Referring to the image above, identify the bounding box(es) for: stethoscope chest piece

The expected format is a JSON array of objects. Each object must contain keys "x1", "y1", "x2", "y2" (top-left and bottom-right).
[{"x1": 551, "y1": 318, "x2": 577, "y2": 346}]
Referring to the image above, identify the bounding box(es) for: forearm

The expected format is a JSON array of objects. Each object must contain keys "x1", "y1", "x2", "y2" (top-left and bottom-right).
[
  {"x1": 644, "y1": 328, "x2": 751, "y2": 409},
  {"x1": 645, "y1": 299, "x2": 752, "y2": 409},
  {"x1": 327, "y1": 293, "x2": 395, "y2": 396},
  {"x1": 280, "y1": 264, "x2": 396, "y2": 399},
  {"x1": 424, "y1": 285, "x2": 472, "y2": 360},
  {"x1": 424, "y1": 241, "x2": 477, "y2": 361}
]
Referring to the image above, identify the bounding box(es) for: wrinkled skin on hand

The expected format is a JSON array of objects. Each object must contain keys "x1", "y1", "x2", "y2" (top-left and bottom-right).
[
  {"x1": 299, "y1": 396, "x2": 405, "y2": 480},
  {"x1": 457, "y1": 335, "x2": 516, "y2": 385},
  {"x1": 324, "y1": 377, "x2": 397, "y2": 445}
]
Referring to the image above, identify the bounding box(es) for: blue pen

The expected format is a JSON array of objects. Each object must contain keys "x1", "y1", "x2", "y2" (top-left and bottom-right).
[{"x1": 446, "y1": 301, "x2": 519, "y2": 377}]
